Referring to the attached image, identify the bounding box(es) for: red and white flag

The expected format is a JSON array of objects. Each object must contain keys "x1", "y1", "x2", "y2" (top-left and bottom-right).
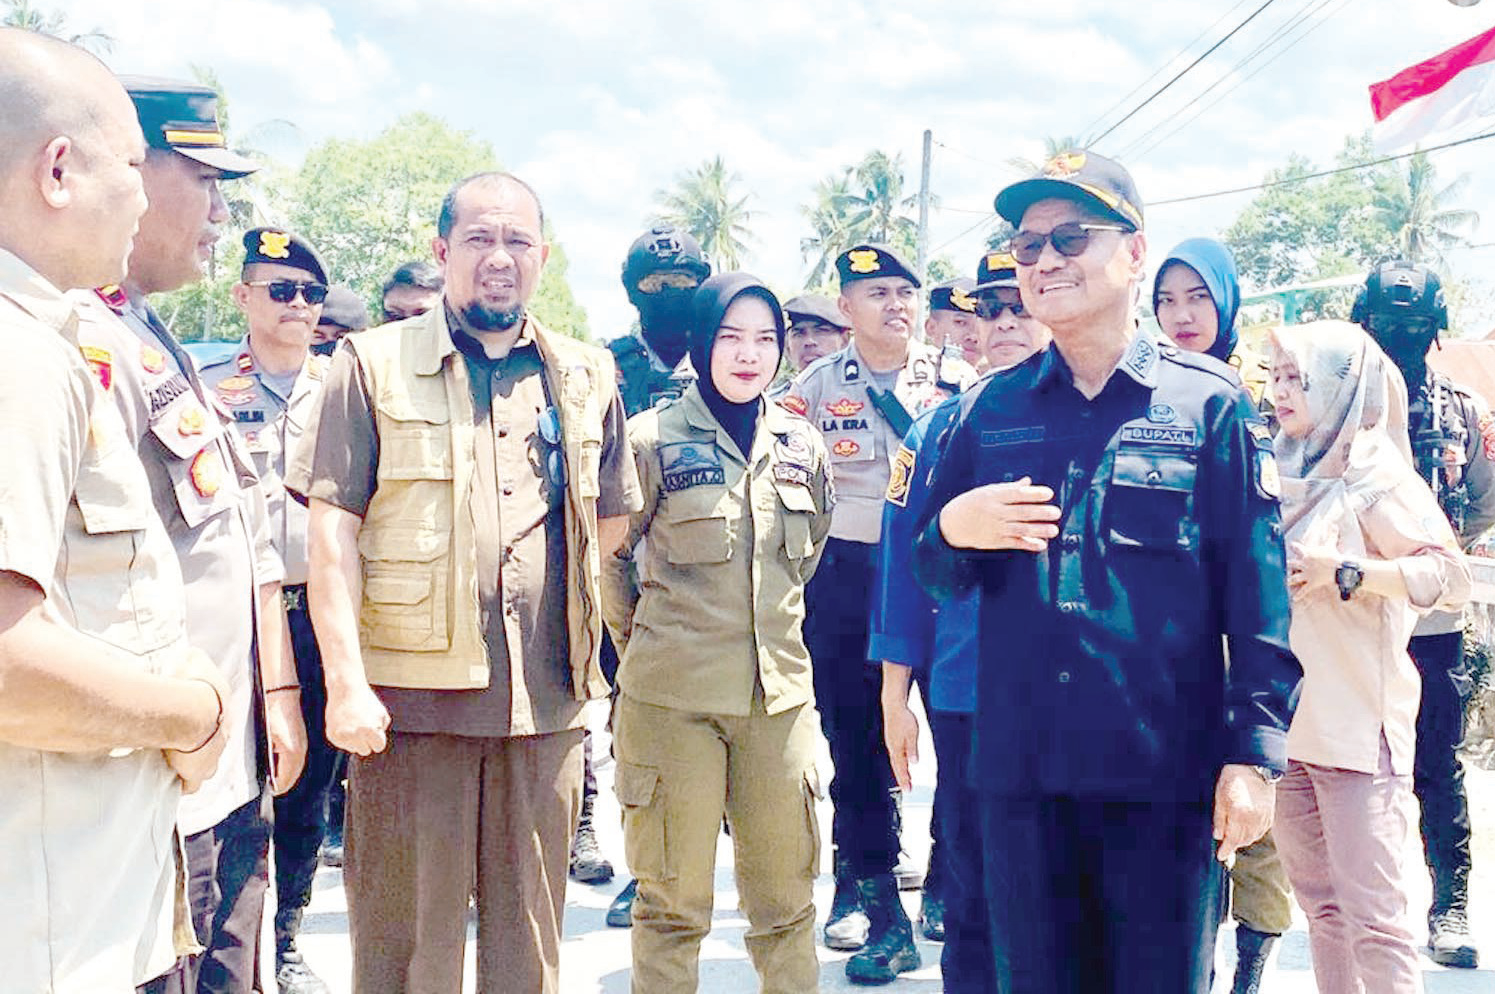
[{"x1": 1370, "y1": 26, "x2": 1495, "y2": 153}]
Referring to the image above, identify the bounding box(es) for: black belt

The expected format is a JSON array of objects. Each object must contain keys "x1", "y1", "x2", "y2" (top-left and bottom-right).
[{"x1": 282, "y1": 584, "x2": 308, "y2": 612}]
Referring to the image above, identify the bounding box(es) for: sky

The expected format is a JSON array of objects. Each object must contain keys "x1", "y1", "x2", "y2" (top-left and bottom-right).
[{"x1": 59, "y1": 0, "x2": 1495, "y2": 337}]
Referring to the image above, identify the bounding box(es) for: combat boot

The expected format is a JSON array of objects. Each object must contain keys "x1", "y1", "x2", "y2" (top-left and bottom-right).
[
  {"x1": 1231, "y1": 925, "x2": 1278, "y2": 994},
  {"x1": 824, "y1": 855, "x2": 869, "y2": 951},
  {"x1": 845, "y1": 874, "x2": 920, "y2": 985},
  {"x1": 606, "y1": 878, "x2": 637, "y2": 928},
  {"x1": 275, "y1": 909, "x2": 331, "y2": 994},
  {"x1": 1428, "y1": 907, "x2": 1478, "y2": 968},
  {"x1": 917, "y1": 891, "x2": 945, "y2": 942},
  {"x1": 568, "y1": 788, "x2": 614, "y2": 884}
]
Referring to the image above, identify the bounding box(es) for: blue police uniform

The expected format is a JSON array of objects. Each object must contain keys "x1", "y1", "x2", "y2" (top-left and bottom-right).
[
  {"x1": 869, "y1": 398, "x2": 988, "y2": 992},
  {"x1": 912, "y1": 332, "x2": 1299, "y2": 994}
]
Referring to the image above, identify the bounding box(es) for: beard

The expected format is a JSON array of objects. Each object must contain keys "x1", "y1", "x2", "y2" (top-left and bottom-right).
[{"x1": 461, "y1": 301, "x2": 524, "y2": 331}]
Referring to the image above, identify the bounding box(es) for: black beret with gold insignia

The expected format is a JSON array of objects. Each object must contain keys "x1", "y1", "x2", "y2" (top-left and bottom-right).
[
  {"x1": 975, "y1": 250, "x2": 1019, "y2": 292},
  {"x1": 119, "y1": 76, "x2": 259, "y2": 179},
  {"x1": 783, "y1": 294, "x2": 849, "y2": 330},
  {"x1": 994, "y1": 148, "x2": 1144, "y2": 231},
  {"x1": 835, "y1": 243, "x2": 921, "y2": 289},
  {"x1": 241, "y1": 228, "x2": 328, "y2": 285},
  {"x1": 930, "y1": 278, "x2": 978, "y2": 314}
]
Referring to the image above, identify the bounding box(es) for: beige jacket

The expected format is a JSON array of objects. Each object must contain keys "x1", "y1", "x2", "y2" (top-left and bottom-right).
[{"x1": 604, "y1": 386, "x2": 833, "y2": 716}]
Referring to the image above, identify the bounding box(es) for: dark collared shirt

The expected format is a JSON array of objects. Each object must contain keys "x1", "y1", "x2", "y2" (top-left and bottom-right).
[{"x1": 913, "y1": 333, "x2": 1299, "y2": 801}]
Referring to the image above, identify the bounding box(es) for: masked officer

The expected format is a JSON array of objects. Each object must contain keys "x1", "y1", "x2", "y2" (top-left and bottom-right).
[
  {"x1": 70, "y1": 77, "x2": 304, "y2": 994},
  {"x1": 594, "y1": 224, "x2": 715, "y2": 927},
  {"x1": 782, "y1": 243, "x2": 976, "y2": 984},
  {"x1": 913, "y1": 150, "x2": 1299, "y2": 994},
  {"x1": 1355, "y1": 260, "x2": 1495, "y2": 970},
  {"x1": 200, "y1": 229, "x2": 336, "y2": 994},
  {"x1": 311, "y1": 285, "x2": 369, "y2": 357}
]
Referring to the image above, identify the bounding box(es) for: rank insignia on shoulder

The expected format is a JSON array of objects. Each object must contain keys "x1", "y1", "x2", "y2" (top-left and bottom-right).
[
  {"x1": 236, "y1": 352, "x2": 255, "y2": 374},
  {"x1": 190, "y1": 448, "x2": 223, "y2": 497},
  {"x1": 832, "y1": 438, "x2": 861, "y2": 458},
  {"x1": 80, "y1": 345, "x2": 112, "y2": 392},
  {"x1": 886, "y1": 445, "x2": 916, "y2": 507},
  {"x1": 1256, "y1": 449, "x2": 1282, "y2": 500},
  {"x1": 843, "y1": 358, "x2": 861, "y2": 382},
  {"x1": 1247, "y1": 421, "x2": 1273, "y2": 445},
  {"x1": 140, "y1": 344, "x2": 167, "y2": 375},
  {"x1": 780, "y1": 394, "x2": 808, "y2": 417},
  {"x1": 94, "y1": 285, "x2": 128, "y2": 313}
]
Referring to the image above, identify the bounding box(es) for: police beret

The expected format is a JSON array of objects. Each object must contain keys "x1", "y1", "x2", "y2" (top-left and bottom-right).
[
  {"x1": 994, "y1": 149, "x2": 1144, "y2": 231},
  {"x1": 241, "y1": 228, "x2": 328, "y2": 285},
  {"x1": 930, "y1": 278, "x2": 978, "y2": 314},
  {"x1": 119, "y1": 76, "x2": 258, "y2": 179},
  {"x1": 975, "y1": 250, "x2": 1019, "y2": 292},
  {"x1": 783, "y1": 294, "x2": 848, "y2": 330},
  {"x1": 317, "y1": 286, "x2": 370, "y2": 331},
  {"x1": 835, "y1": 243, "x2": 921, "y2": 288}
]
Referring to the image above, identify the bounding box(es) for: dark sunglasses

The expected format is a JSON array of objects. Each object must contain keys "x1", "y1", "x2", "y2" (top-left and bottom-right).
[
  {"x1": 974, "y1": 290, "x2": 1028, "y2": 320},
  {"x1": 245, "y1": 279, "x2": 329, "y2": 305},
  {"x1": 1008, "y1": 222, "x2": 1130, "y2": 266}
]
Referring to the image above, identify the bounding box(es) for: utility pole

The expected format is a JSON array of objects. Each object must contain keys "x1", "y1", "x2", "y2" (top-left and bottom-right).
[{"x1": 916, "y1": 129, "x2": 932, "y2": 336}]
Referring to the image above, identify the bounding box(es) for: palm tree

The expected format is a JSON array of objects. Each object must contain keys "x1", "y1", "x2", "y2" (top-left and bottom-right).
[
  {"x1": 3, "y1": 0, "x2": 113, "y2": 53},
  {"x1": 1006, "y1": 134, "x2": 1087, "y2": 177},
  {"x1": 1370, "y1": 152, "x2": 1479, "y2": 266},
  {"x1": 835, "y1": 150, "x2": 917, "y2": 245},
  {"x1": 800, "y1": 169, "x2": 857, "y2": 289},
  {"x1": 653, "y1": 156, "x2": 756, "y2": 271}
]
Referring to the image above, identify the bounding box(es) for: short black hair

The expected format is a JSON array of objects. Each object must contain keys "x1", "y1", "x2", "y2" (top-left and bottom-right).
[
  {"x1": 436, "y1": 171, "x2": 545, "y2": 239},
  {"x1": 381, "y1": 260, "x2": 443, "y2": 298}
]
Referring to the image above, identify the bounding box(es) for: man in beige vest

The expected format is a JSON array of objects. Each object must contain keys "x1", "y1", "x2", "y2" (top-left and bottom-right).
[
  {"x1": 0, "y1": 29, "x2": 228, "y2": 994},
  {"x1": 288, "y1": 171, "x2": 642, "y2": 994}
]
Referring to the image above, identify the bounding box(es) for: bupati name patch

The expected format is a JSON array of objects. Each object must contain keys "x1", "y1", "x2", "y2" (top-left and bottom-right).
[{"x1": 1118, "y1": 425, "x2": 1197, "y2": 446}]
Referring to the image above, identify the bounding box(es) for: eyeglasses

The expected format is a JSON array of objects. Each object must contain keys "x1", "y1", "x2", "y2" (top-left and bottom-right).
[
  {"x1": 636, "y1": 272, "x2": 700, "y2": 294},
  {"x1": 244, "y1": 279, "x2": 329, "y2": 305},
  {"x1": 1008, "y1": 222, "x2": 1131, "y2": 266},
  {"x1": 974, "y1": 290, "x2": 1028, "y2": 320}
]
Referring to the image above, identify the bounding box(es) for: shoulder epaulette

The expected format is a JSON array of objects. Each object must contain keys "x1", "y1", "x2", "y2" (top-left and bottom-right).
[
  {"x1": 1160, "y1": 346, "x2": 1241, "y2": 387},
  {"x1": 94, "y1": 285, "x2": 128, "y2": 313}
]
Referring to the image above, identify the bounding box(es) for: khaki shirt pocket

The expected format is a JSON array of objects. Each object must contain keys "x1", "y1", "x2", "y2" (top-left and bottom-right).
[
  {"x1": 359, "y1": 524, "x2": 452, "y2": 653},
  {"x1": 654, "y1": 486, "x2": 732, "y2": 565},
  {"x1": 376, "y1": 412, "x2": 453, "y2": 483},
  {"x1": 616, "y1": 761, "x2": 673, "y2": 881},
  {"x1": 148, "y1": 402, "x2": 234, "y2": 531},
  {"x1": 775, "y1": 482, "x2": 818, "y2": 561}
]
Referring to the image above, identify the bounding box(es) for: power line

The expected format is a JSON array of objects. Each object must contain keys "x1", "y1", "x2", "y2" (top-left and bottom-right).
[
  {"x1": 1089, "y1": 0, "x2": 1281, "y2": 147},
  {"x1": 1079, "y1": 0, "x2": 1257, "y2": 145}
]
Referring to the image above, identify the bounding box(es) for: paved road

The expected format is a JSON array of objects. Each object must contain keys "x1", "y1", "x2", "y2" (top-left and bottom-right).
[{"x1": 291, "y1": 700, "x2": 1495, "y2": 992}]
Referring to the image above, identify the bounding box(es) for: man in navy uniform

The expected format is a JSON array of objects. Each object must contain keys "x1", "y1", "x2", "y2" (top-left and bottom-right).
[{"x1": 912, "y1": 150, "x2": 1299, "y2": 994}]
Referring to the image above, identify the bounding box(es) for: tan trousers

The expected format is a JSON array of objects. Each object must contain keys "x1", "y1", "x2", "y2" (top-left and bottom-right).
[
  {"x1": 613, "y1": 694, "x2": 821, "y2": 994},
  {"x1": 345, "y1": 728, "x2": 583, "y2": 994}
]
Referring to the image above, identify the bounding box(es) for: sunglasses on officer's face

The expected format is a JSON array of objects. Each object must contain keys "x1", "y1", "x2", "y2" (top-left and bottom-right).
[
  {"x1": 974, "y1": 290, "x2": 1028, "y2": 320},
  {"x1": 636, "y1": 272, "x2": 700, "y2": 294},
  {"x1": 244, "y1": 279, "x2": 329, "y2": 305},
  {"x1": 1008, "y1": 222, "x2": 1132, "y2": 266}
]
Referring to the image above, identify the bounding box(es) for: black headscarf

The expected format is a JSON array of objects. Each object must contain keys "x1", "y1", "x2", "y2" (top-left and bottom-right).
[{"x1": 689, "y1": 272, "x2": 786, "y2": 459}]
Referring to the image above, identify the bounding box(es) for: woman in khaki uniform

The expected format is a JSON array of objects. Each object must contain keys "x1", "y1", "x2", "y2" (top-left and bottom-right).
[{"x1": 604, "y1": 273, "x2": 834, "y2": 994}]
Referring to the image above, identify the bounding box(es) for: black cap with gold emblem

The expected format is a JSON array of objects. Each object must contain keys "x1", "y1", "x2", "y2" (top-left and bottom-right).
[
  {"x1": 119, "y1": 76, "x2": 259, "y2": 179},
  {"x1": 994, "y1": 149, "x2": 1143, "y2": 231},
  {"x1": 930, "y1": 277, "x2": 978, "y2": 314},
  {"x1": 975, "y1": 250, "x2": 1019, "y2": 292},
  {"x1": 835, "y1": 243, "x2": 921, "y2": 288},
  {"x1": 241, "y1": 228, "x2": 328, "y2": 285}
]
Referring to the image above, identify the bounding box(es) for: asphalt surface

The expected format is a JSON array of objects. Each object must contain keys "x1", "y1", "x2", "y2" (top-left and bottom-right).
[{"x1": 288, "y1": 699, "x2": 1495, "y2": 993}]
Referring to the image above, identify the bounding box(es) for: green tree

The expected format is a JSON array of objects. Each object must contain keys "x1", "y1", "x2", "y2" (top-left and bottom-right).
[
  {"x1": 837, "y1": 150, "x2": 917, "y2": 245},
  {"x1": 1371, "y1": 151, "x2": 1479, "y2": 267},
  {"x1": 3, "y1": 0, "x2": 112, "y2": 52},
  {"x1": 653, "y1": 155, "x2": 756, "y2": 271},
  {"x1": 799, "y1": 170, "x2": 856, "y2": 290}
]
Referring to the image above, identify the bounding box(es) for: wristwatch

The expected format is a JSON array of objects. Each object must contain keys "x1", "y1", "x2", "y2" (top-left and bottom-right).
[
  {"x1": 1251, "y1": 765, "x2": 1283, "y2": 785},
  {"x1": 1335, "y1": 560, "x2": 1364, "y2": 601}
]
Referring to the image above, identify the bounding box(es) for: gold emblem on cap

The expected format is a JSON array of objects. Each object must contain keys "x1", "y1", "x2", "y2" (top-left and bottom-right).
[
  {"x1": 847, "y1": 249, "x2": 880, "y2": 274},
  {"x1": 258, "y1": 231, "x2": 291, "y2": 260},
  {"x1": 985, "y1": 251, "x2": 1017, "y2": 271},
  {"x1": 1042, "y1": 151, "x2": 1087, "y2": 178},
  {"x1": 950, "y1": 286, "x2": 977, "y2": 313}
]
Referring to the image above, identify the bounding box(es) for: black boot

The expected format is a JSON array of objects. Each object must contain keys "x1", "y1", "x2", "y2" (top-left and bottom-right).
[
  {"x1": 846, "y1": 874, "x2": 920, "y2": 985},
  {"x1": 568, "y1": 787, "x2": 614, "y2": 883},
  {"x1": 824, "y1": 853, "x2": 869, "y2": 950},
  {"x1": 1231, "y1": 925, "x2": 1278, "y2": 994}
]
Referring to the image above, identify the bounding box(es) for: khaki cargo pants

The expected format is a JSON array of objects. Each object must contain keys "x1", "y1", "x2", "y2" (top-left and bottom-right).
[{"x1": 612, "y1": 694, "x2": 821, "y2": 994}]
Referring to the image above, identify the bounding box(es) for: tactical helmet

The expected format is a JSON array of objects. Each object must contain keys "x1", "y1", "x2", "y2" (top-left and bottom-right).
[
  {"x1": 1350, "y1": 260, "x2": 1448, "y2": 332},
  {"x1": 621, "y1": 224, "x2": 711, "y2": 290}
]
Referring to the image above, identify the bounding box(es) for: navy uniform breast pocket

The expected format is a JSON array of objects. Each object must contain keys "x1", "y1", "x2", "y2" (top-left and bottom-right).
[{"x1": 1105, "y1": 445, "x2": 1200, "y2": 554}]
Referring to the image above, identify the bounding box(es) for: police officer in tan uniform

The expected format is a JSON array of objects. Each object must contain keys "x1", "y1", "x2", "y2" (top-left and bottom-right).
[
  {"x1": 782, "y1": 243, "x2": 976, "y2": 984},
  {"x1": 0, "y1": 31, "x2": 228, "y2": 993},
  {"x1": 68, "y1": 77, "x2": 301, "y2": 994},
  {"x1": 200, "y1": 228, "x2": 338, "y2": 994},
  {"x1": 604, "y1": 272, "x2": 834, "y2": 994}
]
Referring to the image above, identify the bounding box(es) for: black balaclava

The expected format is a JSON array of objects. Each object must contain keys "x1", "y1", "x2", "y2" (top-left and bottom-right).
[
  {"x1": 689, "y1": 273, "x2": 785, "y2": 459},
  {"x1": 633, "y1": 290, "x2": 695, "y2": 365}
]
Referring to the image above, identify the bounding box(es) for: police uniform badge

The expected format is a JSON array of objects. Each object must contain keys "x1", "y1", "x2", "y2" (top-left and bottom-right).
[
  {"x1": 847, "y1": 250, "x2": 880, "y2": 274},
  {"x1": 258, "y1": 230, "x2": 292, "y2": 260},
  {"x1": 178, "y1": 406, "x2": 206, "y2": 437},
  {"x1": 1043, "y1": 151, "x2": 1087, "y2": 178},
  {"x1": 773, "y1": 431, "x2": 814, "y2": 487},
  {"x1": 1248, "y1": 423, "x2": 1281, "y2": 499},
  {"x1": 832, "y1": 438, "x2": 861, "y2": 458},
  {"x1": 949, "y1": 285, "x2": 977, "y2": 313},
  {"x1": 190, "y1": 448, "x2": 223, "y2": 497},
  {"x1": 780, "y1": 394, "x2": 809, "y2": 417},
  {"x1": 140, "y1": 344, "x2": 168, "y2": 375},
  {"x1": 886, "y1": 444, "x2": 916, "y2": 507},
  {"x1": 81, "y1": 345, "x2": 113, "y2": 392}
]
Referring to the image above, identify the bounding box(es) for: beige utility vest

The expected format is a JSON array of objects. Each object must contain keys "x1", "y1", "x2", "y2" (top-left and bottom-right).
[{"x1": 349, "y1": 311, "x2": 611, "y2": 698}]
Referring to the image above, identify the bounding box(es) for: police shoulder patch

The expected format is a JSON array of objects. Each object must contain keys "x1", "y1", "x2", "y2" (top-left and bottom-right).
[
  {"x1": 780, "y1": 393, "x2": 809, "y2": 417},
  {"x1": 886, "y1": 444, "x2": 916, "y2": 507},
  {"x1": 1256, "y1": 449, "x2": 1282, "y2": 500}
]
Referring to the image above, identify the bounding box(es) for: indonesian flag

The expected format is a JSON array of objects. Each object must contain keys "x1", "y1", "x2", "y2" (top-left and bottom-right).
[{"x1": 1370, "y1": 26, "x2": 1495, "y2": 153}]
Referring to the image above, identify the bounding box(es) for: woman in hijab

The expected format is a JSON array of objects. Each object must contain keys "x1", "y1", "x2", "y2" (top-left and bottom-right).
[
  {"x1": 1153, "y1": 237, "x2": 1270, "y2": 408},
  {"x1": 602, "y1": 272, "x2": 834, "y2": 994},
  {"x1": 1270, "y1": 321, "x2": 1470, "y2": 994}
]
